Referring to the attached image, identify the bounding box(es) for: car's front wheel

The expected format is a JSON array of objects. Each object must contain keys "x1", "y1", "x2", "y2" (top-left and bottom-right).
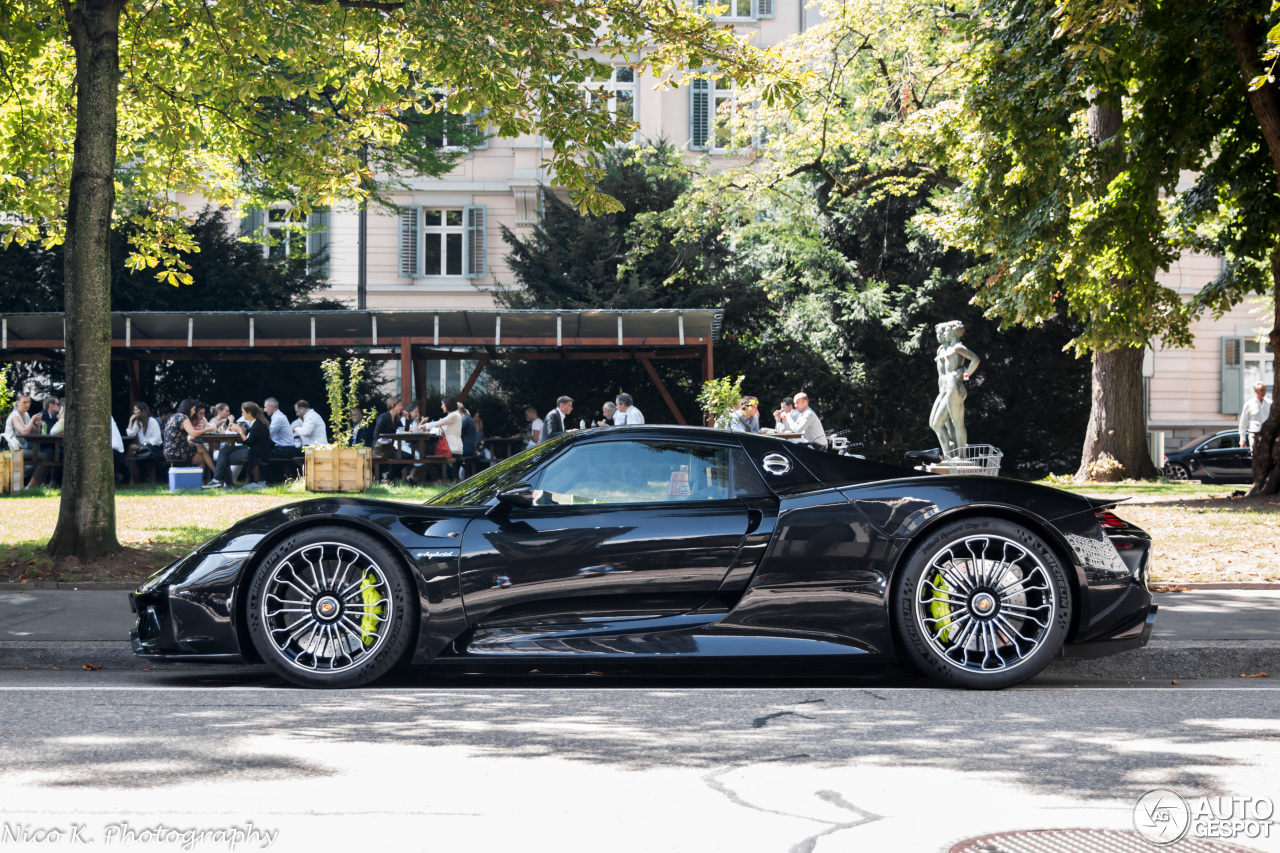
[
  {"x1": 1163, "y1": 462, "x2": 1190, "y2": 481},
  {"x1": 246, "y1": 527, "x2": 417, "y2": 688},
  {"x1": 892, "y1": 517, "x2": 1071, "y2": 689}
]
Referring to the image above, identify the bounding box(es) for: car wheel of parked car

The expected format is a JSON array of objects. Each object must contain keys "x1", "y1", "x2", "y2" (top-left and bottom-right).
[
  {"x1": 1163, "y1": 462, "x2": 1190, "y2": 480},
  {"x1": 246, "y1": 527, "x2": 416, "y2": 688},
  {"x1": 892, "y1": 517, "x2": 1071, "y2": 690}
]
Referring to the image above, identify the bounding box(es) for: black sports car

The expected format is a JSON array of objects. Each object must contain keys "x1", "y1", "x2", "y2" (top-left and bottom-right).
[
  {"x1": 1162, "y1": 429, "x2": 1253, "y2": 483},
  {"x1": 130, "y1": 426, "x2": 1156, "y2": 689}
]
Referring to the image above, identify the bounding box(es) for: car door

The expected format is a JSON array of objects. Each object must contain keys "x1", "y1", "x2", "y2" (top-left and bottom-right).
[
  {"x1": 1197, "y1": 433, "x2": 1242, "y2": 481},
  {"x1": 457, "y1": 437, "x2": 754, "y2": 626}
]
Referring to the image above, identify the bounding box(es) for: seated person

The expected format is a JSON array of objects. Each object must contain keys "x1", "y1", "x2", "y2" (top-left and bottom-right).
[{"x1": 206, "y1": 402, "x2": 272, "y2": 488}]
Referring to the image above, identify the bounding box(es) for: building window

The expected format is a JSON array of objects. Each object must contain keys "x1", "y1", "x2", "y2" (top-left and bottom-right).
[
  {"x1": 239, "y1": 207, "x2": 328, "y2": 278},
  {"x1": 690, "y1": 74, "x2": 759, "y2": 152},
  {"x1": 422, "y1": 91, "x2": 487, "y2": 150},
  {"x1": 399, "y1": 205, "x2": 487, "y2": 280},
  {"x1": 692, "y1": 0, "x2": 757, "y2": 20},
  {"x1": 423, "y1": 209, "x2": 464, "y2": 277},
  {"x1": 584, "y1": 66, "x2": 637, "y2": 132}
]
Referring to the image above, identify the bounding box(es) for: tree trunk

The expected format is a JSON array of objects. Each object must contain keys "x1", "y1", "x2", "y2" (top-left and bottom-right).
[
  {"x1": 1075, "y1": 346, "x2": 1156, "y2": 481},
  {"x1": 48, "y1": 0, "x2": 125, "y2": 561},
  {"x1": 1073, "y1": 100, "x2": 1157, "y2": 481},
  {"x1": 1227, "y1": 16, "x2": 1280, "y2": 496}
]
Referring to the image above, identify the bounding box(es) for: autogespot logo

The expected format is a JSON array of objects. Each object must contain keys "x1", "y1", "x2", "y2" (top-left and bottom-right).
[
  {"x1": 1133, "y1": 789, "x2": 1275, "y2": 845},
  {"x1": 1134, "y1": 789, "x2": 1190, "y2": 844}
]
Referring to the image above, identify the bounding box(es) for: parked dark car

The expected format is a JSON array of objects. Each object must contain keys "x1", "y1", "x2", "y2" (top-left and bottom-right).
[
  {"x1": 130, "y1": 426, "x2": 1155, "y2": 690},
  {"x1": 1162, "y1": 429, "x2": 1253, "y2": 483}
]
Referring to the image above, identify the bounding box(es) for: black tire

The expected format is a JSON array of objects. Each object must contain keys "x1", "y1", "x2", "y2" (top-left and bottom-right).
[
  {"x1": 891, "y1": 516, "x2": 1071, "y2": 690},
  {"x1": 246, "y1": 526, "x2": 417, "y2": 688},
  {"x1": 1164, "y1": 463, "x2": 1190, "y2": 481}
]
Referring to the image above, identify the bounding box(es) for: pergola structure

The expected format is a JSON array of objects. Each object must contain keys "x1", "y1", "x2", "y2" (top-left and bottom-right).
[{"x1": 0, "y1": 309, "x2": 723, "y2": 424}]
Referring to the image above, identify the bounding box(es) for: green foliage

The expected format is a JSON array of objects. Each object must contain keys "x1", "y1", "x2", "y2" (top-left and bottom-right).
[
  {"x1": 698, "y1": 376, "x2": 744, "y2": 427},
  {"x1": 321, "y1": 358, "x2": 365, "y2": 450},
  {"x1": 0, "y1": 365, "x2": 13, "y2": 419},
  {"x1": 0, "y1": 0, "x2": 797, "y2": 274}
]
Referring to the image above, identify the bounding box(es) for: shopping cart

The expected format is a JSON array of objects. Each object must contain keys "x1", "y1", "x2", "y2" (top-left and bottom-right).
[{"x1": 940, "y1": 444, "x2": 1003, "y2": 477}]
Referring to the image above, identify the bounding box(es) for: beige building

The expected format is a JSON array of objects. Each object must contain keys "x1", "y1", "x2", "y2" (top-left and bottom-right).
[{"x1": 1148, "y1": 250, "x2": 1275, "y2": 449}]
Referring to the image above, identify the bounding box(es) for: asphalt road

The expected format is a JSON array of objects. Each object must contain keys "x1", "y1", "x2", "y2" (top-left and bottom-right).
[{"x1": 0, "y1": 669, "x2": 1276, "y2": 853}]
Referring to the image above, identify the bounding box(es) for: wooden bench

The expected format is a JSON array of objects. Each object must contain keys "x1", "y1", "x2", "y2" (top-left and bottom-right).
[{"x1": 373, "y1": 452, "x2": 453, "y2": 484}]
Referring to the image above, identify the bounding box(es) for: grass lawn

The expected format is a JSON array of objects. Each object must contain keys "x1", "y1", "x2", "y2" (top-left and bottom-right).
[
  {"x1": 1036, "y1": 478, "x2": 1280, "y2": 584},
  {"x1": 1, "y1": 480, "x2": 447, "y2": 585}
]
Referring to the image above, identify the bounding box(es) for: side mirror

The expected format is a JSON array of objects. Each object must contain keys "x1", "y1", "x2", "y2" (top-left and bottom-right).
[
  {"x1": 497, "y1": 484, "x2": 534, "y2": 508},
  {"x1": 485, "y1": 483, "x2": 534, "y2": 520}
]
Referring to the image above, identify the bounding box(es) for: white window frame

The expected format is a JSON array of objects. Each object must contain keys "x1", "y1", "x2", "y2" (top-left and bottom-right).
[
  {"x1": 398, "y1": 204, "x2": 486, "y2": 281},
  {"x1": 420, "y1": 208, "x2": 466, "y2": 278},
  {"x1": 425, "y1": 89, "x2": 486, "y2": 151},
  {"x1": 583, "y1": 66, "x2": 639, "y2": 144},
  {"x1": 692, "y1": 0, "x2": 755, "y2": 21}
]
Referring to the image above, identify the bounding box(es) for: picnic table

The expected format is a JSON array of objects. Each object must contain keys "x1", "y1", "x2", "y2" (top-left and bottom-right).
[{"x1": 376, "y1": 433, "x2": 453, "y2": 483}]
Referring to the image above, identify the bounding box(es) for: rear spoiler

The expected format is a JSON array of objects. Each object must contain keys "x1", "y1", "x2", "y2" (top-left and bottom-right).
[{"x1": 1081, "y1": 494, "x2": 1131, "y2": 512}]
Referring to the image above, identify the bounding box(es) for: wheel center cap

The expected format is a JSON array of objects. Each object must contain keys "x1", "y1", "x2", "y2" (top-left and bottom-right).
[
  {"x1": 971, "y1": 592, "x2": 997, "y2": 617},
  {"x1": 315, "y1": 595, "x2": 341, "y2": 622}
]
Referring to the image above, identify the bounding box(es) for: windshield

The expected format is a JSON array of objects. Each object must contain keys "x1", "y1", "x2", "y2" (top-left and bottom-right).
[{"x1": 426, "y1": 433, "x2": 573, "y2": 507}]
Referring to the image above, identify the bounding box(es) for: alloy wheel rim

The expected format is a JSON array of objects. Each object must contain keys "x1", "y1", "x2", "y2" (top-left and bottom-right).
[
  {"x1": 915, "y1": 534, "x2": 1055, "y2": 674},
  {"x1": 260, "y1": 542, "x2": 393, "y2": 673}
]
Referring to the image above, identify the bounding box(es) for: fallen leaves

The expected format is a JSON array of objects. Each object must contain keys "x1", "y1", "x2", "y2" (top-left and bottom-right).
[
  {"x1": 1240, "y1": 672, "x2": 1268, "y2": 678},
  {"x1": 81, "y1": 663, "x2": 101, "y2": 671}
]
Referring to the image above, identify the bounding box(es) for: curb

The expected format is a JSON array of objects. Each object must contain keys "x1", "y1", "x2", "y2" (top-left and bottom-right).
[
  {"x1": 1045, "y1": 640, "x2": 1279, "y2": 681},
  {"x1": 1, "y1": 640, "x2": 1274, "y2": 681},
  {"x1": 2, "y1": 581, "x2": 138, "y2": 591},
  {"x1": 1153, "y1": 583, "x2": 1280, "y2": 591}
]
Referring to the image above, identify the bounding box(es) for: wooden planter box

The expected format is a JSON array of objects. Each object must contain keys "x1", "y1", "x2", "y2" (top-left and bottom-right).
[
  {"x1": 304, "y1": 446, "x2": 371, "y2": 492},
  {"x1": 0, "y1": 450, "x2": 23, "y2": 495}
]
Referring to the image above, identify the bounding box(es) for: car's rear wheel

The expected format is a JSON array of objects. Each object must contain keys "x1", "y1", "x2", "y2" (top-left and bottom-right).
[
  {"x1": 246, "y1": 527, "x2": 416, "y2": 688},
  {"x1": 1164, "y1": 462, "x2": 1190, "y2": 480},
  {"x1": 892, "y1": 517, "x2": 1071, "y2": 689}
]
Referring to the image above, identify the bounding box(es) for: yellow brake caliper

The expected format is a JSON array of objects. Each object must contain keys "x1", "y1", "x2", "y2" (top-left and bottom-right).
[
  {"x1": 359, "y1": 570, "x2": 384, "y2": 647},
  {"x1": 930, "y1": 572, "x2": 953, "y2": 643}
]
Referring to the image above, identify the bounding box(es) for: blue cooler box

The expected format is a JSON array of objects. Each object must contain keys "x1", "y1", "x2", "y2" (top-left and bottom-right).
[{"x1": 168, "y1": 467, "x2": 203, "y2": 491}]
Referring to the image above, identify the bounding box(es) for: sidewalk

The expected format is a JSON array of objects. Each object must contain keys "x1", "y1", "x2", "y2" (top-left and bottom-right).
[{"x1": 0, "y1": 587, "x2": 1276, "y2": 677}]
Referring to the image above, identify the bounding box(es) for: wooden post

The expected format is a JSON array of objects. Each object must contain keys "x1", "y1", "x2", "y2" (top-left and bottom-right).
[
  {"x1": 414, "y1": 357, "x2": 427, "y2": 415},
  {"x1": 639, "y1": 357, "x2": 686, "y2": 425},
  {"x1": 126, "y1": 359, "x2": 141, "y2": 408},
  {"x1": 458, "y1": 357, "x2": 490, "y2": 403},
  {"x1": 399, "y1": 337, "x2": 412, "y2": 408}
]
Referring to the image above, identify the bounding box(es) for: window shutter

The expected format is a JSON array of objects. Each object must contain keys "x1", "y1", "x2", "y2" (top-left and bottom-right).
[
  {"x1": 465, "y1": 205, "x2": 487, "y2": 279},
  {"x1": 239, "y1": 208, "x2": 264, "y2": 238},
  {"x1": 398, "y1": 207, "x2": 420, "y2": 279},
  {"x1": 689, "y1": 78, "x2": 711, "y2": 151},
  {"x1": 1221, "y1": 337, "x2": 1244, "y2": 415},
  {"x1": 307, "y1": 208, "x2": 330, "y2": 279},
  {"x1": 756, "y1": 0, "x2": 774, "y2": 17}
]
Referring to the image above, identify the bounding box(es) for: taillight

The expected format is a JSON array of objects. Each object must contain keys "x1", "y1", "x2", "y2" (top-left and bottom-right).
[{"x1": 1095, "y1": 510, "x2": 1126, "y2": 529}]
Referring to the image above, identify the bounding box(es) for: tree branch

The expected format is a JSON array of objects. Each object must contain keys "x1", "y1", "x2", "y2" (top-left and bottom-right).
[{"x1": 303, "y1": 0, "x2": 405, "y2": 10}]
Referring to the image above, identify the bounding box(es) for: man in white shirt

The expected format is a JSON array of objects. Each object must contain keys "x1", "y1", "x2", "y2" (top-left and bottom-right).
[
  {"x1": 1240, "y1": 382, "x2": 1273, "y2": 448},
  {"x1": 291, "y1": 399, "x2": 328, "y2": 448},
  {"x1": 614, "y1": 393, "x2": 644, "y2": 425},
  {"x1": 790, "y1": 392, "x2": 828, "y2": 448},
  {"x1": 263, "y1": 397, "x2": 297, "y2": 460},
  {"x1": 525, "y1": 405, "x2": 544, "y2": 448}
]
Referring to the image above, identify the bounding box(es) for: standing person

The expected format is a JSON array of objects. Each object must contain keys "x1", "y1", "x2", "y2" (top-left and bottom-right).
[
  {"x1": 599, "y1": 401, "x2": 617, "y2": 427},
  {"x1": 1240, "y1": 382, "x2": 1273, "y2": 449},
  {"x1": 291, "y1": 400, "x2": 328, "y2": 448},
  {"x1": 206, "y1": 402, "x2": 271, "y2": 488},
  {"x1": 773, "y1": 396, "x2": 796, "y2": 431},
  {"x1": 125, "y1": 402, "x2": 164, "y2": 482},
  {"x1": 263, "y1": 398, "x2": 297, "y2": 461},
  {"x1": 524, "y1": 405, "x2": 544, "y2": 448},
  {"x1": 614, "y1": 393, "x2": 644, "y2": 425},
  {"x1": 789, "y1": 392, "x2": 828, "y2": 449},
  {"x1": 458, "y1": 405, "x2": 478, "y2": 457},
  {"x1": 544, "y1": 396, "x2": 573, "y2": 440},
  {"x1": 163, "y1": 398, "x2": 216, "y2": 478}
]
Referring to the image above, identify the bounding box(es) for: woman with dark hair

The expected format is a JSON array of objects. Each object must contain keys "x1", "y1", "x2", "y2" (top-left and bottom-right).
[
  {"x1": 206, "y1": 401, "x2": 271, "y2": 488},
  {"x1": 125, "y1": 402, "x2": 164, "y2": 482},
  {"x1": 163, "y1": 398, "x2": 215, "y2": 477},
  {"x1": 420, "y1": 395, "x2": 463, "y2": 456}
]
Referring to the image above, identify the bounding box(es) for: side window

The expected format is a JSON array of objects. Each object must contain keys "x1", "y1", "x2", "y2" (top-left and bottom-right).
[
  {"x1": 1204, "y1": 434, "x2": 1237, "y2": 451},
  {"x1": 533, "y1": 440, "x2": 739, "y2": 505},
  {"x1": 731, "y1": 446, "x2": 770, "y2": 497}
]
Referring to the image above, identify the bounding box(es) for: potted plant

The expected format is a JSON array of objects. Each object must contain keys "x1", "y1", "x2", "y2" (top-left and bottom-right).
[
  {"x1": 303, "y1": 358, "x2": 372, "y2": 492},
  {"x1": 697, "y1": 374, "x2": 745, "y2": 429},
  {"x1": 0, "y1": 367, "x2": 21, "y2": 495}
]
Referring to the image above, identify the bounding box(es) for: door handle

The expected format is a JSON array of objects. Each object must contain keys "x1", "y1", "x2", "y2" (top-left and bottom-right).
[{"x1": 746, "y1": 508, "x2": 763, "y2": 535}]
